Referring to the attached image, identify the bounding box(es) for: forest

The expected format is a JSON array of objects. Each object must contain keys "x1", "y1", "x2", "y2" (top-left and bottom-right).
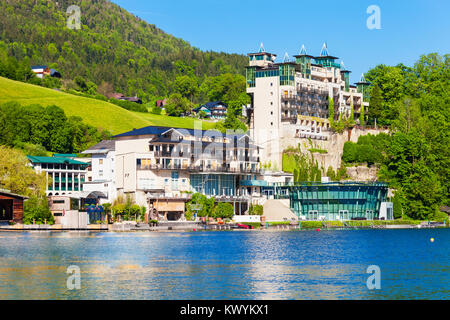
[
  {"x1": 344, "y1": 53, "x2": 449, "y2": 220},
  {"x1": 0, "y1": 0, "x2": 249, "y2": 113}
]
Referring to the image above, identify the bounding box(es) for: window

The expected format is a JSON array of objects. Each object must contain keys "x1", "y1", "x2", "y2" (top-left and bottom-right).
[
  {"x1": 271, "y1": 122, "x2": 273, "y2": 126},
  {"x1": 99, "y1": 159, "x2": 103, "y2": 165},
  {"x1": 52, "y1": 200, "x2": 65, "y2": 204}
]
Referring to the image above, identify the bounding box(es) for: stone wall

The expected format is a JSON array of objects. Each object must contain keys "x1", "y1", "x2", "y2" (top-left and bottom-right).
[
  {"x1": 280, "y1": 126, "x2": 389, "y2": 172},
  {"x1": 345, "y1": 165, "x2": 379, "y2": 181}
]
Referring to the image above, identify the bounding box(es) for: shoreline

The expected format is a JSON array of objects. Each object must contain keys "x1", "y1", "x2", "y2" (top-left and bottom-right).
[{"x1": 0, "y1": 222, "x2": 447, "y2": 232}]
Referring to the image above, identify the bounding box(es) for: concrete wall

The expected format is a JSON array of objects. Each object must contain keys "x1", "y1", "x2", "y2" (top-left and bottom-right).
[
  {"x1": 233, "y1": 215, "x2": 261, "y2": 223},
  {"x1": 61, "y1": 211, "x2": 88, "y2": 228}
]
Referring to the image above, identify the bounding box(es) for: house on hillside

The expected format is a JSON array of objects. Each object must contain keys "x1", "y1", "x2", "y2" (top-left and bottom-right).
[
  {"x1": 193, "y1": 101, "x2": 228, "y2": 120},
  {"x1": 118, "y1": 96, "x2": 142, "y2": 104},
  {"x1": 156, "y1": 99, "x2": 167, "y2": 109},
  {"x1": 110, "y1": 92, "x2": 142, "y2": 104},
  {"x1": 31, "y1": 66, "x2": 61, "y2": 79}
]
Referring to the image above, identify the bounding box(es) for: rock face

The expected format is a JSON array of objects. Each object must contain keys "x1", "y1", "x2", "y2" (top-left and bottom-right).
[
  {"x1": 280, "y1": 126, "x2": 389, "y2": 171},
  {"x1": 345, "y1": 166, "x2": 379, "y2": 181}
]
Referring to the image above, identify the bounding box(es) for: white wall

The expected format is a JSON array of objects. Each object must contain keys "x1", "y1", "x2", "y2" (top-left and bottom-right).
[{"x1": 233, "y1": 215, "x2": 261, "y2": 223}]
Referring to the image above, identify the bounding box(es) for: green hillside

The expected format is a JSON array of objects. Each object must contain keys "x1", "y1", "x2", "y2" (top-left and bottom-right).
[
  {"x1": 0, "y1": 0, "x2": 248, "y2": 103},
  {"x1": 0, "y1": 77, "x2": 215, "y2": 134}
]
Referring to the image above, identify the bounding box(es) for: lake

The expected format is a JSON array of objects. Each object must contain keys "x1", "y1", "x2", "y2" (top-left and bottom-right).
[{"x1": 0, "y1": 229, "x2": 448, "y2": 299}]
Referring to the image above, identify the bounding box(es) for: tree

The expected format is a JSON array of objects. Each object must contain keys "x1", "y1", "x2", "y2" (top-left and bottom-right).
[
  {"x1": 349, "y1": 99, "x2": 354, "y2": 122},
  {"x1": 200, "y1": 73, "x2": 249, "y2": 116},
  {"x1": 249, "y1": 204, "x2": 263, "y2": 215},
  {"x1": 0, "y1": 146, "x2": 47, "y2": 198},
  {"x1": 165, "y1": 93, "x2": 191, "y2": 116},
  {"x1": 369, "y1": 85, "x2": 383, "y2": 125},
  {"x1": 326, "y1": 166, "x2": 336, "y2": 181},
  {"x1": 174, "y1": 75, "x2": 198, "y2": 102},
  {"x1": 23, "y1": 196, "x2": 54, "y2": 225},
  {"x1": 0, "y1": 102, "x2": 110, "y2": 154},
  {"x1": 186, "y1": 193, "x2": 215, "y2": 218},
  {"x1": 213, "y1": 202, "x2": 234, "y2": 219},
  {"x1": 215, "y1": 112, "x2": 247, "y2": 133},
  {"x1": 198, "y1": 110, "x2": 207, "y2": 119},
  {"x1": 359, "y1": 104, "x2": 365, "y2": 126}
]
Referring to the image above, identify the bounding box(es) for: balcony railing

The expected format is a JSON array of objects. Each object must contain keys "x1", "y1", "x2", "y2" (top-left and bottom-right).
[{"x1": 137, "y1": 164, "x2": 262, "y2": 174}]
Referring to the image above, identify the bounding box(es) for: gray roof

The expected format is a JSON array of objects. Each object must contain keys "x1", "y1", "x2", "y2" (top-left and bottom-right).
[{"x1": 82, "y1": 140, "x2": 115, "y2": 154}]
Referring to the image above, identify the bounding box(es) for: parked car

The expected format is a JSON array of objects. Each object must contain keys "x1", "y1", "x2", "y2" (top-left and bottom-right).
[{"x1": 236, "y1": 223, "x2": 253, "y2": 229}]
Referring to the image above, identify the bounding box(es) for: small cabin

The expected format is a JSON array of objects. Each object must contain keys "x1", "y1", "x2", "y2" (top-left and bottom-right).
[{"x1": 0, "y1": 190, "x2": 28, "y2": 224}]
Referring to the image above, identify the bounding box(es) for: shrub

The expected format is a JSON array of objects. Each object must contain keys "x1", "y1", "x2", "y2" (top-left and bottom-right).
[
  {"x1": 213, "y1": 202, "x2": 234, "y2": 219},
  {"x1": 249, "y1": 204, "x2": 263, "y2": 215},
  {"x1": 23, "y1": 196, "x2": 54, "y2": 225},
  {"x1": 299, "y1": 221, "x2": 322, "y2": 229},
  {"x1": 150, "y1": 105, "x2": 162, "y2": 115},
  {"x1": 109, "y1": 98, "x2": 147, "y2": 113}
]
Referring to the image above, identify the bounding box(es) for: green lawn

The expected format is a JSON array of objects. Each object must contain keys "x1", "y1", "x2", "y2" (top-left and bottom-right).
[
  {"x1": 131, "y1": 111, "x2": 217, "y2": 131},
  {"x1": 0, "y1": 77, "x2": 216, "y2": 134}
]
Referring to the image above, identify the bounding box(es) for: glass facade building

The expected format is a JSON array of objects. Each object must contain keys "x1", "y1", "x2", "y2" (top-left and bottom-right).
[
  {"x1": 284, "y1": 182, "x2": 388, "y2": 220},
  {"x1": 190, "y1": 174, "x2": 237, "y2": 196}
]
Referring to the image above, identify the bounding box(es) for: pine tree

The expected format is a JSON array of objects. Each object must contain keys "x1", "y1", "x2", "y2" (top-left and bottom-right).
[{"x1": 360, "y1": 104, "x2": 365, "y2": 126}]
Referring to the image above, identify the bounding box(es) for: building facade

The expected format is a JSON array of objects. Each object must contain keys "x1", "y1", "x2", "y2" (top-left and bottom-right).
[
  {"x1": 246, "y1": 43, "x2": 370, "y2": 169},
  {"x1": 27, "y1": 154, "x2": 88, "y2": 198},
  {"x1": 81, "y1": 140, "x2": 117, "y2": 203},
  {"x1": 0, "y1": 189, "x2": 28, "y2": 224},
  {"x1": 284, "y1": 181, "x2": 389, "y2": 220},
  {"x1": 112, "y1": 125, "x2": 262, "y2": 220},
  {"x1": 193, "y1": 101, "x2": 228, "y2": 120}
]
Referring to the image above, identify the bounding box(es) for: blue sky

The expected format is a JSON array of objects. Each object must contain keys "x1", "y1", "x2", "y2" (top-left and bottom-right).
[{"x1": 112, "y1": 0, "x2": 449, "y2": 83}]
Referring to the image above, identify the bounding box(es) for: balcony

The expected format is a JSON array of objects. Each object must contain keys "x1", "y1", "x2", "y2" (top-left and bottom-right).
[
  {"x1": 154, "y1": 151, "x2": 185, "y2": 157},
  {"x1": 281, "y1": 115, "x2": 297, "y2": 122},
  {"x1": 281, "y1": 93, "x2": 296, "y2": 100}
]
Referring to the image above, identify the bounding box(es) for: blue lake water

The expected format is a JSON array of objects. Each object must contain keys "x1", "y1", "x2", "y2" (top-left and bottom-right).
[{"x1": 0, "y1": 229, "x2": 448, "y2": 300}]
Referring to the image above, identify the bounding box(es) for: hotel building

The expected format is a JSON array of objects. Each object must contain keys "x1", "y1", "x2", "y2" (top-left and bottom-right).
[
  {"x1": 112, "y1": 125, "x2": 262, "y2": 220},
  {"x1": 246, "y1": 43, "x2": 371, "y2": 169},
  {"x1": 27, "y1": 154, "x2": 88, "y2": 198},
  {"x1": 81, "y1": 140, "x2": 117, "y2": 204}
]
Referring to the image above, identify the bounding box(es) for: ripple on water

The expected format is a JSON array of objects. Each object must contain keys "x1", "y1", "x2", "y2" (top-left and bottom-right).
[{"x1": 0, "y1": 229, "x2": 449, "y2": 299}]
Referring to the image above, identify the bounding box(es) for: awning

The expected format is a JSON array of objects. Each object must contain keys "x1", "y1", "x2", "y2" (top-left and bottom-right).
[{"x1": 85, "y1": 191, "x2": 108, "y2": 199}]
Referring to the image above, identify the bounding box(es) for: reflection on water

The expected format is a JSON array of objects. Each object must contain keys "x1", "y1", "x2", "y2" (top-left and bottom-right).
[{"x1": 0, "y1": 229, "x2": 449, "y2": 299}]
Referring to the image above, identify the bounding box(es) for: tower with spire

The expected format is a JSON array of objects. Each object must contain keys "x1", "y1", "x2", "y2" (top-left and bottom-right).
[
  {"x1": 245, "y1": 42, "x2": 370, "y2": 170},
  {"x1": 293, "y1": 44, "x2": 314, "y2": 79}
]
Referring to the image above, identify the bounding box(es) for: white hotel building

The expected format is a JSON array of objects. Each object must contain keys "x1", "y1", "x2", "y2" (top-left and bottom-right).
[
  {"x1": 245, "y1": 43, "x2": 370, "y2": 169},
  {"x1": 81, "y1": 140, "x2": 117, "y2": 204}
]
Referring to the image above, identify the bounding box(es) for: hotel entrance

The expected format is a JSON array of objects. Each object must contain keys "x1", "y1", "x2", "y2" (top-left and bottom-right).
[{"x1": 339, "y1": 210, "x2": 349, "y2": 220}]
